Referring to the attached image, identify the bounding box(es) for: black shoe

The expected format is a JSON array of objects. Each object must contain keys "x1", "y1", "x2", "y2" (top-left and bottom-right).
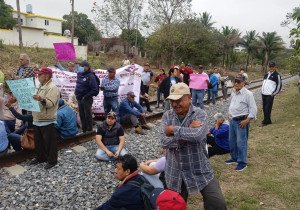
[
  {"x1": 147, "y1": 109, "x2": 153, "y2": 113},
  {"x1": 44, "y1": 162, "x2": 57, "y2": 170},
  {"x1": 29, "y1": 158, "x2": 45, "y2": 165}
]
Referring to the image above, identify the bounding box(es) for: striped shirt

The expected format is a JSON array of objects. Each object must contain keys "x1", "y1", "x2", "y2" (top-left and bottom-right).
[
  {"x1": 100, "y1": 76, "x2": 120, "y2": 98},
  {"x1": 160, "y1": 104, "x2": 214, "y2": 193}
]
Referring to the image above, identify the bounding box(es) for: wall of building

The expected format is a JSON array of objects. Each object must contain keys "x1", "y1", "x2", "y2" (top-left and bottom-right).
[{"x1": 0, "y1": 28, "x2": 78, "y2": 48}]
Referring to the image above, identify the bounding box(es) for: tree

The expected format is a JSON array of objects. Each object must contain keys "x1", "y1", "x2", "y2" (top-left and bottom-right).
[
  {"x1": 146, "y1": 0, "x2": 192, "y2": 28},
  {"x1": 240, "y1": 30, "x2": 258, "y2": 71},
  {"x1": 0, "y1": 0, "x2": 17, "y2": 29},
  {"x1": 120, "y1": 28, "x2": 145, "y2": 50},
  {"x1": 219, "y1": 26, "x2": 241, "y2": 68},
  {"x1": 199, "y1": 12, "x2": 215, "y2": 29},
  {"x1": 62, "y1": 12, "x2": 101, "y2": 45},
  {"x1": 257, "y1": 32, "x2": 284, "y2": 72}
]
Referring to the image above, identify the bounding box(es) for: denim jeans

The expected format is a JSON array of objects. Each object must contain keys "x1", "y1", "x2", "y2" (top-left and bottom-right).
[
  {"x1": 156, "y1": 89, "x2": 163, "y2": 106},
  {"x1": 207, "y1": 90, "x2": 217, "y2": 104},
  {"x1": 229, "y1": 119, "x2": 249, "y2": 165},
  {"x1": 7, "y1": 133, "x2": 22, "y2": 151},
  {"x1": 95, "y1": 145, "x2": 127, "y2": 161},
  {"x1": 103, "y1": 96, "x2": 119, "y2": 117},
  {"x1": 191, "y1": 89, "x2": 205, "y2": 109}
]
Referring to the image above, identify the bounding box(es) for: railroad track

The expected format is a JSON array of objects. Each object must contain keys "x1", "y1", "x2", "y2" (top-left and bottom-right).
[{"x1": 0, "y1": 74, "x2": 293, "y2": 168}]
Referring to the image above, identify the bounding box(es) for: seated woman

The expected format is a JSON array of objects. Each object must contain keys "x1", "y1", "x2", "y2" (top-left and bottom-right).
[
  {"x1": 95, "y1": 112, "x2": 127, "y2": 161},
  {"x1": 5, "y1": 96, "x2": 33, "y2": 151},
  {"x1": 207, "y1": 113, "x2": 230, "y2": 158},
  {"x1": 55, "y1": 99, "x2": 78, "y2": 140}
]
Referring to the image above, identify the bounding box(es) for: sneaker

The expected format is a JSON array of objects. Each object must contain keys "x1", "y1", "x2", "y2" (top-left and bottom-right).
[
  {"x1": 235, "y1": 164, "x2": 247, "y2": 172},
  {"x1": 44, "y1": 162, "x2": 57, "y2": 170},
  {"x1": 134, "y1": 126, "x2": 145, "y2": 135},
  {"x1": 225, "y1": 159, "x2": 236, "y2": 165}
]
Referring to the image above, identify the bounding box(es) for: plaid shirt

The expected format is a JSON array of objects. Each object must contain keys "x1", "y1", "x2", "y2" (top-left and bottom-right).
[
  {"x1": 17, "y1": 65, "x2": 35, "y2": 79},
  {"x1": 160, "y1": 104, "x2": 214, "y2": 193},
  {"x1": 100, "y1": 76, "x2": 120, "y2": 98}
]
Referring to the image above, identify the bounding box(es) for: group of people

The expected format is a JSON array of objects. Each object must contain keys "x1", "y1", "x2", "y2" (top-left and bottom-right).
[{"x1": 0, "y1": 52, "x2": 284, "y2": 209}]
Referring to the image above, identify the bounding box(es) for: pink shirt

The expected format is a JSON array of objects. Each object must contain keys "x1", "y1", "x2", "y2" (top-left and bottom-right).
[{"x1": 189, "y1": 73, "x2": 209, "y2": 90}]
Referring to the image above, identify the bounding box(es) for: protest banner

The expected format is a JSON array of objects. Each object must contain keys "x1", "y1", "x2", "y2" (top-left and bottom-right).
[
  {"x1": 49, "y1": 64, "x2": 143, "y2": 115},
  {"x1": 53, "y1": 42, "x2": 76, "y2": 61},
  {"x1": 6, "y1": 78, "x2": 41, "y2": 112}
]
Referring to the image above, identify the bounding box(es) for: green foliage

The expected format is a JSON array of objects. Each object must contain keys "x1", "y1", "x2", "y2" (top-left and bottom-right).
[
  {"x1": 62, "y1": 12, "x2": 101, "y2": 45},
  {"x1": 240, "y1": 30, "x2": 258, "y2": 71},
  {"x1": 120, "y1": 29, "x2": 145, "y2": 50},
  {"x1": 199, "y1": 12, "x2": 215, "y2": 29},
  {"x1": 0, "y1": 0, "x2": 17, "y2": 29}
]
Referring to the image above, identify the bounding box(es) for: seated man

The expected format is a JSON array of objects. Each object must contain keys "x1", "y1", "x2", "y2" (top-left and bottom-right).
[
  {"x1": 119, "y1": 91, "x2": 150, "y2": 135},
  {"x1": 139, "y1": 154, "x2": 166, "y2": 188},
  {"x1": 139, "y1": 81, "x2": 153, "y2": 112},
  {"x1": 95, "y1": 154, "x2": 144, "y2": 210},
  {"x1": 207, "y1": 113, "x2": 230, "y2": 157},
  {"x1": 0, "y1": 120, "x2": 9, "y2": 157},
  {"x1": 55, "y1": 99, "x2": 78, "y2": 139},
  {"x1": 95, "y1": 111, "x2": 127, "y2": 161}
]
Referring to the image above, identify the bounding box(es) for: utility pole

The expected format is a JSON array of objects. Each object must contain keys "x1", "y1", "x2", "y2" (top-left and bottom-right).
[
  {"x1": 70, "y1": 0, "x2": 74, "y2": 44},
  {"x1": 16, "y1": 0, "x2": 23, "y2": 48}
]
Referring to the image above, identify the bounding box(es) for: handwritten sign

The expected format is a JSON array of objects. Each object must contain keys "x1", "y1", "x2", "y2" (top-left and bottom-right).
[
  {"x1": 6, "y1": 78, "x2": 41, "y2": 112},
  {"x1": 53, "y1": 42, "x2": 76, "y2": 61}
]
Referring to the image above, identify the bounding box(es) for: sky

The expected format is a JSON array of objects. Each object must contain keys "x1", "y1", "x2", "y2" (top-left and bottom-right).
[{"x1": 4, "y1": 0, "x2": 300, "y2": 46}]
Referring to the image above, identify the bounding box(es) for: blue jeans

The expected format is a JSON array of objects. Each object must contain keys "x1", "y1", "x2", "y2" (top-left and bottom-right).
[
  {"x1": 229, "y1": 119, "x2": 249, "y2": 165},
  {"x1": 95, "y1": 145, "x2": 127, "y2": 161},
  {"x1": 103, "y1": 96, "x2": 119, "y2": 116},
  {"x1": 7, "y1": 133, "x2": 22, "y2": 151},
  {"x1": 207, "y1": 90, "x2": 217, "y2": 104},
  {"x1": 191, "y1": 89, "x2": 205, "y2": 109}
]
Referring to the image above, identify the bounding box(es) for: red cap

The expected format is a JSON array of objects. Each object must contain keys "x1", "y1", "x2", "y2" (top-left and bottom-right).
[
  {"x1": 35, "y1": 67, "x2": 53, "y2": 77},
  {"x1": 156, "y1": 190, "x2": 186, "y2": 210}
]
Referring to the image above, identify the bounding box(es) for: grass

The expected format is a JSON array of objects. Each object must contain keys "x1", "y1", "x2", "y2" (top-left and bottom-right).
[{"x1": 187, "y1": 82, "x2": 300, "y2": 210}]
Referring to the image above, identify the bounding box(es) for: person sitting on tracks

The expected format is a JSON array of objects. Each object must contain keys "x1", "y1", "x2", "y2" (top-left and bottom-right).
[
  {"x1": 0, "y1": 120, "x2": 9, "y2": 157},
  {"x1": 95, "y1": 111, "x2": 127, "y2": 161},
  {"x1": 119, "y1": 91, "x2": 150, "y2": 135},
  {"x1": 139, "y1": 81, "x2": 153, "y2": 113},
  {"x1": 95, "y1": 154, "x2": 144, "y2": 210},
  {"x1": 55, "y1": 99, "x2": 78, "y2": 140},
  {"x1": 5, "y1": 95, "x2": 33, "y2": 151},
  {"x1": 139, "y1": 149, "x2": 166, "y2": 188},
  {"x1": 206, "y1": 113, "x2": 230, "y2": 158}
]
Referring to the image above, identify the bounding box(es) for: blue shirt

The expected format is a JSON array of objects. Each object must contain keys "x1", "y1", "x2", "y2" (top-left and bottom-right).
[
  {"x1": 0, "y1": 121, "x2": 8, "y2": 152},
  {"x1": 55, "y1": 105, "x2": 78, "y2": 138},
  {"x1": 209, "y1": 73, "x2": 219, "y2": 92},
  {"x1": 100, "y1": 76, "x2": 120, "y2": 98},
  {"x1": 119, "y1": 98, "x2": 144, "y2": 118},
  {"x1": 209, "y1": 123, "x2": 230, "y2": 151}
]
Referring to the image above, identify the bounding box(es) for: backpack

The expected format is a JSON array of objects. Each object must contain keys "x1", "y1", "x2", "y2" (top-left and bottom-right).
[
  {"x1": 128, "y1": 175, "x2": 155, "y2": 210},
  {"x1": 92, "y1": 72, "x2": 100, "y2": 96}
]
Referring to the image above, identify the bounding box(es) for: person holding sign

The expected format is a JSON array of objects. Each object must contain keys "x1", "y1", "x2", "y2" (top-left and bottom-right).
[{"x1": 30, "y1": 67, "x2": 60, "y2": 170}]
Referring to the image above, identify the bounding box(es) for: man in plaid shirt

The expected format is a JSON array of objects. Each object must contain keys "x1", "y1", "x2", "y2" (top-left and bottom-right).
[
  {"x1": 160, "y1": 82, "x2": 227, "y2": 209},
  {"x1": 17, "y1": 53, "x2": 35, "y2": 79}
]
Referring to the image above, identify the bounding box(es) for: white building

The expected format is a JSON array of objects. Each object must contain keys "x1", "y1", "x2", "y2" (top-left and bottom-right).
[{"x1": 0, "y1": 5, "x2": 78, "y2": 48}]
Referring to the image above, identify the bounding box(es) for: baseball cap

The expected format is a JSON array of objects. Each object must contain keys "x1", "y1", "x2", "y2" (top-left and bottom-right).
[
  {"x1": 268, "y1": 62, "x2": 276, "y2": 68},
  {"x1": 34, "y1": 67, "x2": 53, "y2": 77},
  {"x1": 127, "y1": 91, "x2": 136, "y2": 97},
  {"x1": 80, "y1": 60, "x2": 90, "y2": 67},
  {"x1": 107, "y1": 111, "x2": 117, "y2": 119},
  {"x1": 150, "y1": 188, "x2": 186, "y2": 210},
  {"x1": 234, "y1": 74, "x2": 246, "y2": 82},
  {"x1": 198, "y1": 65, "x2": 204, "y2": 69},
  {"x1": 145, "y1": 63, "x2": 150, "y2": 66},
  {"x1": 166, "y1": 82, "x2": 190, "y2": 100}
]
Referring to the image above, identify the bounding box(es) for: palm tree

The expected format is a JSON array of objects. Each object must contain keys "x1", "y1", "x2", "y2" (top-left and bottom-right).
[
  {"x1": 199, "y1": 12, "x2": 215, "y2": 29},
  {"x1": 258, "y1": 32, "x2": 284, "y2": 72},
  {"x1": 220, "y1": 26, "x2": 241, "y2": 68},
  {"x1": 240, "y1": 30, "x2": 258, "y2": 71}
]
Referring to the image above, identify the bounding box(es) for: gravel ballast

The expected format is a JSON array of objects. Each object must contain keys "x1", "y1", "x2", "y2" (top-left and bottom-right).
[{"x1": 0, "y1": 76, "x2": 297, "y2": 209}]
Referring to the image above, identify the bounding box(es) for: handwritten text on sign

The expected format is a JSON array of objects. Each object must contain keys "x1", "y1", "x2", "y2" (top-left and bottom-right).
[
  {"x1": 53, "y1": 42, "x2": 76, "y2": 61},
  {"x1": 6, "y1": 78, "x2": 41, "y2": 112}
]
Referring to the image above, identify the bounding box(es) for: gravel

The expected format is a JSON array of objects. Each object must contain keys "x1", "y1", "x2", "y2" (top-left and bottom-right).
[{"x1": 0, "y1": 76, "x2": 297, "y2": 210}]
